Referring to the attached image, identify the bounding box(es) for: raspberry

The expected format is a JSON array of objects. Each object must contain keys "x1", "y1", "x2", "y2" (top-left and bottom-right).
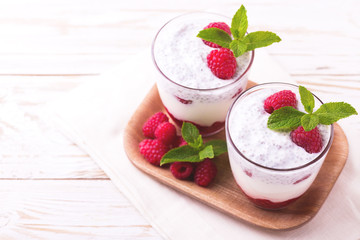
[
  {"x1": 194, "y1": 159, "x2": 217, "y2": 187},
  {"x1": 177, "y1": 136, "x2": 187, "y2": 147},
  {"x1": 172, "y1": 136, "x2": 187, "y2": 148},
  {"x1": 202, "y1": 22, "x2": 231, "y2": 48},
  {"x1": 207, "y1": 48, "x2": 237, "y2": 79},
  {"x1": 170, "y1": 162, "x2": 194, "y2": 180},
  {"x1": 264, "y1": 90, "x2": 297, "y2": 114},
  {"x1": 139, "y1": 139, "x2": 169, "y2": 166},
  {"x1": 290, "y1": 126, "x2": 323, "y2": 153},
  {"x1": 154, "y1": 122, "x2": 177, "y2": 145},
  {"x1": 142, "y1": 112, "x2": 169, "y2": 138}
]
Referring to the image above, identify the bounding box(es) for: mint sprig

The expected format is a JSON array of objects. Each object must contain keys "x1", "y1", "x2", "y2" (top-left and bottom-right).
[
  {"x1": 181, "y1": 121, "x2": 203, "y2": 149},
  {"x1": 267, "y1": 106, "x2": 305, "y2": 131},
  {"x1": 197, "y1": 5, "x2": 281, "y2": 57},
  {"x1": 160, "y1": 122, "x2": 227, "y2": 166},
  {"x1": 267, "y1": 86, "x2": 358, "y2": 132}
]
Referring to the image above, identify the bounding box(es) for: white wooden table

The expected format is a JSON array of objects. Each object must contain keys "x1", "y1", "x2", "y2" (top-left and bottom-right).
[{"x1": 0, "y1": 0, "x2": 359, "y2": 239}]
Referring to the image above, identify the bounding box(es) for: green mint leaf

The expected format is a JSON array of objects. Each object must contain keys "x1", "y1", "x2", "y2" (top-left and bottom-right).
[
  {"x1": 189, "y1": 135, "x2": 203, "y2": 149},
  {"x1": 230, "y1": 39, "x2": 247, "y2": 57},
  {"x1": 243, "y1": 31, "x2": 281, "y2": 51},
  {"x1": 231, "y1": 5, "x2": 248, "y2": 39},
  {"x1": 181, "y1": 122, "x2": 203, "y2": 149},
  {"x1": 197, "y1": 5, "x2": 281, "y2": 54},
  {"x1": 314, "y1": 102, "x2": 358, "y2": 125},
  {"x1": 268, "y1": 106, "x2": 305, "y2": 131},
  {"x1": 299, "y1": 86, "x2": 315, "y2": 114},
  {"x1": 197, "y1": 28, "x2": 232, "y2": 48},
  {"x1": 160, "y1": 123, "x2": 228, "y2": 165},
  {"x1": 203, "y1": 139, "x2": 228, "y2": 156},
  {"x1": 199, "y1": 145, "x2": 214, "y2": 160},
  {"x1": 160, "y1": 145, "x2": 201, "y2": 166},
  {"x1": 301, "y1": 114, "x2": 319, "y2": 131}
]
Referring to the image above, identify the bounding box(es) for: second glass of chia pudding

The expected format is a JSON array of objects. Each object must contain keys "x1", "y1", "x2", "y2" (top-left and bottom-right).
[{"x1": 225, "y1": 83, "x2": 334, "y2": 210}]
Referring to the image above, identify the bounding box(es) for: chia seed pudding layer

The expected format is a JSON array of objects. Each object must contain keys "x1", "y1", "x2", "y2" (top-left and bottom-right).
[
  {"x1": 153, "y1": 14, "x2": 251, "y2": 90},
  {"x1": 228, "y1": 88, "x2": 331, "y2": 170}
]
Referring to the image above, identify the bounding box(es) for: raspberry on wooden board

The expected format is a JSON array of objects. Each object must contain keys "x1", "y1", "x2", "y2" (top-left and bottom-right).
[
  {"x1": 154, "y1": 122, "x2": 177, "y2": 146},
  {"x1": 142, "y1": 112, "x2": 169, "y2": 138},
  {"x1": 194, "y1": 159, "x2": 217, "y2": 187},
  {"x1": 170, "y1": 162, "x2": 194, "y2": 180},
  {"x1": 139, "y1": 139, "x2": 170, "y2": 166}
]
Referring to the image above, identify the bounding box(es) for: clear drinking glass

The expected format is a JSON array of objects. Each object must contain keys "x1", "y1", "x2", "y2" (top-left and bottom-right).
[
  {"x1": 225, "y1": 83, "x2": 334, "y2": 209},
  {"x1": 152, "y1": 12, "x2": 254, "y2": 136}
]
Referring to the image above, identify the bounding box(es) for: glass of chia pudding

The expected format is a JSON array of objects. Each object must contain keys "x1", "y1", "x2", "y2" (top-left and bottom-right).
[
  {"x1": 225, "y1": 83, "x2": 334, "y2": 210},
  {"x1": 152, "y1": 12, "x2": 254, "y2": 136}
]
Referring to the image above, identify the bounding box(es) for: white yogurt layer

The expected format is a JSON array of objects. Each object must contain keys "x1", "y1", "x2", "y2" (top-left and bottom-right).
[
  {"x1": 226, "y1": 86, "x2": 332, "y2": 202},
  {"x1": 158, "y1": 88, "x2": 238, "y2": 126},
  {"x1": 228, "y1": 149, "x2": 319, "y2": 202}
]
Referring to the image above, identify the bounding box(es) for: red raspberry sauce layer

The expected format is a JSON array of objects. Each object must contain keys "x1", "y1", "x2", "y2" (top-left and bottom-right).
[
  {"x1": 236, "y1": 183, "x2": 302, "y2": 210},
  {"x1": 245, "y1": 194, "x2": 301, "y2": 210},
  {"x1": 164, "y1": 108, "x2": 224, "y2": 137}
]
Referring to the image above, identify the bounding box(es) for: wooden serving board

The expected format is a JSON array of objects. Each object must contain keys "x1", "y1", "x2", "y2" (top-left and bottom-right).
[{"x1": 123, "y1": 81, "x2": 348, "y2": 230}]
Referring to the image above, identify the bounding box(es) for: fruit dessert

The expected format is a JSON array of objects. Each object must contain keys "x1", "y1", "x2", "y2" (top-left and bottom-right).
[
  {"x1": 139, "y1": 112, "x2": 227, "y2": 187},
  {"x1": 225, "y1": 83, "x2": 357, "y2": 209},
  {"x1": 152, "y1": 5, "x2": 280, "y2": 136}
]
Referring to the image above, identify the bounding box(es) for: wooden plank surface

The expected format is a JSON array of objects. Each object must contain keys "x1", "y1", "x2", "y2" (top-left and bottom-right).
[
  {"x1": 0, "y1": 181, "x2": 158, "y2": 239},
  {"x1": 0, "y1": 0, "x2": 358, "y2": 239}
]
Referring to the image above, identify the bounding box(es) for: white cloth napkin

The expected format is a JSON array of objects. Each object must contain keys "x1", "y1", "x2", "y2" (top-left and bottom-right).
[{"x1": 47, "y1": 50, "x2": 360, "y2": 240}]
